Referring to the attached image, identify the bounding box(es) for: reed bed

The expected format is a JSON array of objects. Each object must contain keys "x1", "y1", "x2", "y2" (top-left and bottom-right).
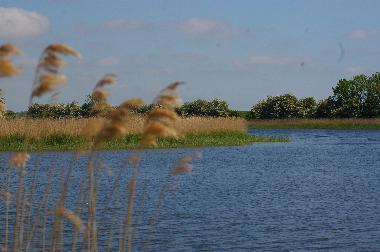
[
  {"x1": 0, "y1": 43, "x2": 282, "y2": 251},
  {"x1": 249, "y1": 118, "x2": 380, "y2": 129},
  {"x1": 0, "y1": 116, "x2": 247, "y2": 139}
]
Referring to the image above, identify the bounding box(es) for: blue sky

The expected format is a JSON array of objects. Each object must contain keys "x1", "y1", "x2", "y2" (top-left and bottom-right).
[{"x1": 1, "y1": 0, "x2": 380, "y2": 111}]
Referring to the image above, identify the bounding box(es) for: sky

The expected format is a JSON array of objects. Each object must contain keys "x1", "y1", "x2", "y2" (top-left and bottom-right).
[{"x1": 0, "y1": 0, "x2": 380, "y2": 111}]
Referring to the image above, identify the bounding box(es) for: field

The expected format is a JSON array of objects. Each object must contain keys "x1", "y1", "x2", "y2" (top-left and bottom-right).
[{"x1": 249, "y1": 118, "x2": 380, "y2": 129}]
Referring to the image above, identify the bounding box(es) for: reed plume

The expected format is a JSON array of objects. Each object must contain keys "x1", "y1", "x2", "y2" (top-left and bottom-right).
[
  {"x1": 90, "y1": 74, "x2": 116, "y2": 115},
  {"x1": 0, "y1": 43, "x2": 22, "y2": 77},
  {"x1": 29, "y1": 43, "x2": 80, "y2": 106},
  {"x1": 53, "y1": 207, "x2": 86, "y2": 233},
  {"x1": 140, "y1": 81, "x2": 184, "y2": 146},
  {"x1": 9, "y1": 152, "x2": 30, "y2": 173},
  {"x1": 95, "y1": 98, "x2": 145, "y2": 146}
]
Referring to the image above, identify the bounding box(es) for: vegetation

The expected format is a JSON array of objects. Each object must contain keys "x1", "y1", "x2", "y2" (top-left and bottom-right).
[
  {"x1": 0, "y1": 43, "x2": 288, "y2": 251},
  {"x1": 0, "y1": 88, "x2": 6, "y2": 118},
  {"x1": 249, "y1": 94, "x2": 317, "y2": 119},
  {"x1": 0, "y1": 116, "x2": 276, "y2": 151},
  {"x1": 0, "y1": 116, "x2": 248, "y2": 138},
  {"x1": 249, "y1": 118, "x2": 380, "y2": 129},
  {"x1": 249, "y1": 72, "x2": 380, "y2": 119},
  {"x1": 177, "y1": 98, "x2": 232, "y2": 117},
  {"x1": 0, "y1": 132, "x2": 286, "y2": 151},
  {"x1": 23, "y1": 98, "x2": 234, "y2": 118}
]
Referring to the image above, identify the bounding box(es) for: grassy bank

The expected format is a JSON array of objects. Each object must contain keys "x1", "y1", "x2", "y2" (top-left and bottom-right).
[
  {"x1": 249, "y1": 118, "x2": 380, "y2": 129},
  {"x1": 0, "y1": 116, "x2": 248, "y2": 137},
  {"x1": 0, "y1": 117, "x2": 288, "y2": 151},
  {"x1": 0, "y1": 132, "x2": 288, "y2": 151}
]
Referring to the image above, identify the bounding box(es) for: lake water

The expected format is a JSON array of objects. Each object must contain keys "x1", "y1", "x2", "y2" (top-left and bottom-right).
[{"x1": 1, "y1": 129, "x2": 380, "y2": 251}]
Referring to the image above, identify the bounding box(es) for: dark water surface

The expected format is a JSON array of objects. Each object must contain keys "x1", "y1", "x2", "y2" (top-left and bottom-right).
[{"x1": 1, "y1": 129, "x2": 380, "y2": 251}]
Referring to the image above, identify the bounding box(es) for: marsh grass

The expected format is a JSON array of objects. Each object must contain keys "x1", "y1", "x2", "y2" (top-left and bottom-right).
[
  {"x1": 0, "y1": 116, "x2": 276, "y2": 151},
  {"x1": 249, "y1": 118, "x2": 380, "y2": 129},
  {"x1": 0, "y1": 116, "x2": 247, "y2": 138},
  {"x1": 0, "y1": 132, "x2": 286, "y2": 151}
]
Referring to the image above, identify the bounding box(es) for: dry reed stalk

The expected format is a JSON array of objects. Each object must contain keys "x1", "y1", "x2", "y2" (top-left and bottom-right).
[
  {"x1": 120, "y1": 173, "x2": 137, "y2": 252},
  {"x1": 29, "y1": 43, "x2": 80, "y2": 106},
  {"x1": 143, "y1": 152, "x2": 199, "y2": 251},
  {"x1": 8, "y1": 151, "x2": 30, "y2": 250},
  {"x1": 0, "y1": 170, "x2": 11, "y2": 252},
  {"x1": 25, "y1": 169, "x2": 54, "y2": 252}
]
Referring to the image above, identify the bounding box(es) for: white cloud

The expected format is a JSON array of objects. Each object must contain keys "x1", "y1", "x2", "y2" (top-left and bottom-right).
[
  {"x1": 349, "y1": 29, "x2": 380, "y2": 39},
  {"x1": 97, "y1": 57, "x2": 120, "y2": 66},
  {"x1": 0, "y1": 7, "x2": 49, "y2": 39},
  {"x1": 178, "y1": 18, "x2": 240, "y2": 38},
  {"x1": 101, "y1": 19, "x2": 148, "y2": 31},
  {"x1": 249, "y1": 55, "x2": 296, "y2": 65},
  {"x1": 350, "y1": 29, "x2": 371, "y2": 39}
]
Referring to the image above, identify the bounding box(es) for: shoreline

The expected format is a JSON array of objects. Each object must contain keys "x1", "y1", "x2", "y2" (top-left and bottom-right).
[
  {"x1": 248, "y1": 118, "x2": 380, "y2": 130},
  {"x1": 0, "y1": 132, "x2": 288, "y2": 152}
]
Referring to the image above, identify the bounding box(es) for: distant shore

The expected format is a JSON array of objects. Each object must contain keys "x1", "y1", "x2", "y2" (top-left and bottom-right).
[
  {"x1": 0, "y1": 117, "x2": 288, "y2": 151},
  {"x1": 0, "y1": 132, "x2": 288, "y2": 151},
  {"x1": 248, "y1": 118, "x2": 380, "y2": 129}
]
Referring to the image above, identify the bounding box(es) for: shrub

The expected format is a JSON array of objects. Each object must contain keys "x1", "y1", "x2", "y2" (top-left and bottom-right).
[
  {"x1": 249, "y1": 94, "x2": 302, "y2": 119},
  {"x1": 314, "y1": 97, "x2": 335, "y2": 118},
  {"x1": 178, "y1": 99, "x2": 231, "y2": 117},
  {"x1": 28, "y1": 102, "x2": 83, "y2": 118},
  {"x1": 298, "y1": 97, "x2": 317, "y2": 118}
]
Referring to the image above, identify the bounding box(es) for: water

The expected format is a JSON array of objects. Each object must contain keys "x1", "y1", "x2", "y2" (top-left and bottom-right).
[{"x1": 1, "y1": 129, "x2": 380, "y2": 251}]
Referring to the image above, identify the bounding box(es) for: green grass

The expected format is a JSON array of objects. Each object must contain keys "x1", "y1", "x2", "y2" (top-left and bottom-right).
[
  {"x1": 0, "y1": 132, "x2": 288, "y2": 151},
  {"x1": 249, "y1": 118, "x2": 380, "y2": 130}
]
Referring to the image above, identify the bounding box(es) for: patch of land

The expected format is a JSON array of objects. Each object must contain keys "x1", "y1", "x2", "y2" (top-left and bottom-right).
[
  {"x1": 0, "y1": 117, "x2": 288, "y2": 151},
  {"x1": 249, "y1": 118, "x2": 380, "y2": 129}
]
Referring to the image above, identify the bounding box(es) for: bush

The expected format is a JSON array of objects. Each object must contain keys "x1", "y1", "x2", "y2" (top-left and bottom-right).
[
  {"x1": 314, "y1": 97, "x2": 335, "y2": 118},
  {"x1": 178, "y1": 99, "x2": 231, "y2": 117},
  {"x1": 28, "y1": 102, "x2": 83, "y2": 118},
  {"x1": 298, "y1": 97, "x2": 317, "y2": 118},
  {"x1": 229, "y1": 110, "x2": 250, "y2": 119},
  {"x1": 249, "y1": 94, "x2": 302, "y2": 119}
]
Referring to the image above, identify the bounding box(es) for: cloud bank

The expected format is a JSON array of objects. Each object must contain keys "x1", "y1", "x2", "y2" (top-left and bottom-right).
[
  {"x1": 249, "y1": 55, "x2": 296, "y2": 65},
  {"x1": 349, "y1": 29, "x2": 380, "y2": 39},
  {"x1": 178, "y1": 18, "x2": 240, "y2": 38},
  {"x1": 0, "y1": 7, "x2": 49, "y2": 39}
]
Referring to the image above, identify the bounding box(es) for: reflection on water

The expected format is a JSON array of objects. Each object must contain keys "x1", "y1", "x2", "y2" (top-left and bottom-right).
[{"x1": 1, "y1": 129, "x2": 380, "y2": 251}]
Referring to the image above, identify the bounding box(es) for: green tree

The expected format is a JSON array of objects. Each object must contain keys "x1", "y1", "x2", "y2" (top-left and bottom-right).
[
  {"x1": 249, "y1": 94, "x2": 302, "y2": 119},
  {"x1": 314, "y1": 97, "x2": 335, "y2": 118},
  {"x1": 331, "y1": 73, "x2": 380, "y2": 117},
  {"x1": 299, "y1": 97, "x2": 317, "y2": 118}
]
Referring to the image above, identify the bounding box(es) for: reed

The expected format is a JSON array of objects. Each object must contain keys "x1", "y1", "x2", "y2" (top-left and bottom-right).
[
  {"x1": 249, "y1": 118, "x2": 380, "y2": 129},
  {"x1": 0, "y1": 43, "x2": 282, "y2": 251},
  {"x1": 0, "y1": 116, "x2": 247, "y2": 139}
]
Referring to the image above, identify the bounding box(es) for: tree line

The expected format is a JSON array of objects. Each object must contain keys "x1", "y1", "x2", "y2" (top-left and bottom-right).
[{"x1": 2, "y1": 72, "x2": 380, "y2": 119}]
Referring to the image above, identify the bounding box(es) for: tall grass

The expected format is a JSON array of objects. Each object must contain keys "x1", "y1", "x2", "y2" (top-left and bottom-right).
[
  {"x1": 249, "y1": 118, "x2": 380, "y2": 129},
  {"x1": 0, "y1": 116, "x2": 247, "y2": 138}
]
